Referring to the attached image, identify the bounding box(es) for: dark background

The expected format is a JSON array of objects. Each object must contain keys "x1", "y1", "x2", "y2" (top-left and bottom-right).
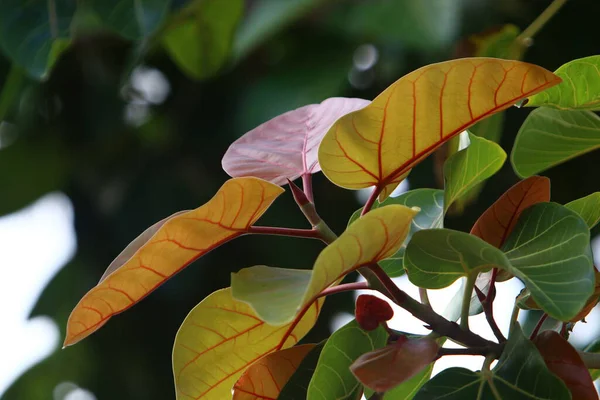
[{"x1": 3, "y1": 0, "x2": 599, "y2": 399}]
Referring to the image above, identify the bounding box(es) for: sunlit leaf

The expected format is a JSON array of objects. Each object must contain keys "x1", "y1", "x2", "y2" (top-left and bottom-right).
[
  {"x1": 0, "y1": 0, "x2": 76, "y2": 79},
  {"x1": 405, "y1": 203, "x2": 594, "y2": 321},
  {"x1": 278, "y1": 341, "x2": 326, "y2": 399},
  {"x1": 348, "y1": 189, "x2": 443, "y2": 277},
  {"x1": 511, "y1": 108, "x2": 600, "y2": 177},
  {"x1": 415, "y1": 324, "x2": 570, "y2": 399},
  {"x1": 88, "y1": 0, "x2": 170, "y2": 39},
  {"x1": 173, "y1": 288, "x2": 321, "y2": 400},
  {"x1": 471, "y1": 176, "x2": 551, "y2": 248},
  {"x1": 232, "y1": 205, "x2": 416, "y2": 325},
  {"x1": 443, "y1": 132, "x2": 506, "y2": 213},
  {"x1": 527, "y1": 55, "x2": 600, "y2": 110},
  {"x1": 222, "y1": 97, "x2": 369, "y2": 185},
  {"x1": 534, "y1": 330, "x2": 598, "y2": 400},
  {"x1": 307, "y1": 320, "x2": 387, "y2": 400},
  {"x1": 64, "y1": 177, "x2": 284, "y2": 346},
  {"x1": 318, "y1": 58, "x2": 559, "y2": 200},
  {"x1": 351, "y1": 337, "x2": 439, "y2": 393},
  {"x1": 232, "y1": 344, "x2": 315, "y2": 400},
  {"x1": 566, "y1": 192, "x2": 600, "y2": 229},
  {"x1": 162, "y1": 0, "x2": 243, "y2": 80}
]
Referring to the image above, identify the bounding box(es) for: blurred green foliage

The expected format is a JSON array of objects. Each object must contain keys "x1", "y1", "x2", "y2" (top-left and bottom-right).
[{"x1": 1, "y1": 0, "x2": 600, "y2": 399}]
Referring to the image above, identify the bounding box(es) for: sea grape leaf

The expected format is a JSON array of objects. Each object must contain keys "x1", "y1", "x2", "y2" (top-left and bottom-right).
[
  {"x1": 382, "y1": 364, "x2": 433, "y2": 400},
  {"x1": 222, "y1": 97, "x2": 370, "y2": 185},
  {"x1": 566, "y1": 192, "x2": 600, "y2": 229},
  {"x1": 307, "y1": 320, "x2": 387, "y2": 400},
  {"x1": 232, "y1": 205, "x2": 417, "y2": 325},
  {"x1": 318, "y1": 58, "x2": 559, "y2": 200},
  {"x1": 511, "y1": 108, "x2": 600, "y2": 177},
  {"x1": 405, "y1": 203, "x2": 594, "y2": 321},
  {"x1": 64, "y1": 177, "x2": 284, "y2": 346},
  {"x1": 232, "y1": 344, "x2": 315, "y2": 400},
  {"x1": 415, "y1": 324, "x2": 570, "y2": 399},
  {"x1": 162, "y1": 0, "x2": 243, "y2": 80},
  {"x1": 173, "y1": 288, "x2": 321, "y2": 400},
  {"x1": 443, "y1": 132, "x2": 506, "y2": 213},
  {"x1": 348, "y1": 189, "x2": 444, "y2": 277},
  {"x1": 278, "y1": 341, "x2": 326, "y2": 400},
  {"x1": 534, "y1": 330, "x2": 598, "y2": 400},
  {"x1": 527, "y1": 55, "x2": 600, "y2": 110},
  {"x1": 0, "y1": 0, "x2": 76, "y2": 79}
]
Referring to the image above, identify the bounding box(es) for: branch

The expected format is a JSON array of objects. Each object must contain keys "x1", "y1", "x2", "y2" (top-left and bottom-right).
[{"x1": 474, "y1": 283, "x2": 506, "y2": 343}]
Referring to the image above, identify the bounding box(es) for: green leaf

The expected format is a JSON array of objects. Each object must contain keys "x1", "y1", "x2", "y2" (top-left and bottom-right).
[
  {"x1": 415, "y1": 324, "x2": 570, "y2": 399},
  {"x1": 307, "y1": 320, "x2": 387, "y2": 400},
  {"x1": 383, "y1": 364, "x2": 433, "y2": 400},
  {"x1": 527, "y1": 55, "x2": 600, "y2": 110},
  {"x1": 88, "y1": 0, "x2": 171, "y2": 40},
  {"x1": 162, "y1": 0, "x2": 243, "y2": 80},
  {"x1": 348, "y1": 189, "x2": 444, "y2": 277},
  {"x1": 511, "y1": 107, "x2": 600, "y2": 178},
  {"x1": 278, "y1": 341, "x2": 326, "y2": 400},
  {"x1": 405, "y1": 203, "x2": 595, "y2": 321},
  {"x1": 566, "y1": 192, "x2": 600, "y2": 229},
  {"x1": 0, "y1": 0, "x2": 76, "y2": 79},
  {"x1": 584, "y1": 338, "x2": 600, "y2": 381},
  {"x1": 443, "y1": 132, "x2": 506, "y2": 213}
]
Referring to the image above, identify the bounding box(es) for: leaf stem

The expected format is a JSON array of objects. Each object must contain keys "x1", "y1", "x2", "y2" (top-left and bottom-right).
[
  {"x1": 474, "y1": 281, "x2": 506, "y2": 343},
  {"x1": 318, "y1": 282, "x2": 368, "y2": 298},
  {"x1": 361, "y1": 186, "x2": 382, "y2": 216},
  {"x1": 460, "y1": 274, "x2": 476, "y2": 330},
  {"x1": 419, "y1": 288, "x2": 431, "y2": 306},
  {"x1": 437, "y1": 345, "x2": 502, "y2": 358},
  {"x1": 529, "y1": 313, "x2": 548, "y2": 339},
  {"x1": 302, "y1": 173, "x2": 314, "y2": 203},
  {"x1": 508, "y1": 302, "x2": 521, "y2": 336},
  {"x1": 248, "y1": 226, "x2": 325, "y2": 241},
  {"x1": 516, "y1": 0, "x2": 569, "y2": 46},
  {"x1": 0, "y1": 65, "x2": 24, "y2": 122}
]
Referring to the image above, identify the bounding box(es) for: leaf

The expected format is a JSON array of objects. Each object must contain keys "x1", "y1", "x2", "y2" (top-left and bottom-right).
[
  {"x1": 307, "y1": 320, "x2": 388, "y2": 400},
  {"x1": 566, "y1": 192, "x2": 600, "y2": 229},
  {"x1": 232, "y1": 205, "x2": 417, "y2": 325},
  {"x1": 511, "y1": 108, "x2": 600, "y2": 178},
  {"x1": 222, "y1": 97, "x2": 370, "y2": 185},
  {"x1": 64, "y1": 177, "x2": 284, "y2": 347},
  {"x1": 0, "y1": 0, "x2": 76, "y2": 79},
  {"x1": 318, "y1": 58, "x2": 559, "y2": 200},
  {"x1": 568, "y1": 269, "x2": 600, "y2": 323},
  {"x1": 471, "y1": 176, "x2": 551, "y2": 248},
  {"x1": 278, "y1": 341, "x2": 326, "y2": 400},
  {"x1": 173, "y1": 288, "x2": 321, "y2": 400},
  {"x1": 415, "y1": 324, "x2": 570, "y2": 399},
  {"x1": 383, "y1": 364, "x2": 433, "y2": 400},
  {"x1": 348, "y1": 189, "x2": 444, "y2": 277},
  {"x1": 162, "y1": 0, "x2": 243, "y2": 80},
  {"x1": 443, "y1": 132, "x2": 506, "y2": 213},
  {"x1": 405, "y1": 203, "x2": 595, "y2": 320},
  {"x1": 351, "y1": 337, "x2": 439, "y2": 393},
  {"x1": 232, "y1": 344, "x2": 315, "y2": 400},
  {"x1": 527, "y1": 55, "x2": 600, "y2": 110},
  {"x1": 534, "y1": 330, "x2": 598, "y2": 400},
  {"x1": 584, "y1": 339, "x2": 600, "y2": 381}
]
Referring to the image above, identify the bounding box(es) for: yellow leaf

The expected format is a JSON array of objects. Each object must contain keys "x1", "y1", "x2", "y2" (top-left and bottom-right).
[
  {"x1": 318, "y1": 58, "x2": 560, "y2": 200},
  {"x1": 64, "y1": 178, "x2": 284, "y2": 347},
  {"x1": 232, "y1": 344, "x2": 315, "y2": 400},
  {"x1": 173, "y1": 288, "x2": 321, "y2": 399},
  {"x1": 232, "y1": 205, "x2": 417, "y2": 325}
]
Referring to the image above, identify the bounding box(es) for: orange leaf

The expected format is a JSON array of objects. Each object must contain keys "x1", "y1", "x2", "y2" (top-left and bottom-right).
[
  {"x1": 534, "y1": 331, "x2": 598, "y2": 400},
  {"x1": 232, "y1": 344, "x2": 315, "y2": 400},
  {"x1": 64, "y1": 177, "x2": 284, "y2": 347},
  {"x1": 173, "y1": 288, "x2": 321, "y2": 399},
  {"x1": 471, "y1": 176, "x2": 550, "y2": 248},
  {"x1": 318, "y1": 58, "x2": 559, "y2": 200}
]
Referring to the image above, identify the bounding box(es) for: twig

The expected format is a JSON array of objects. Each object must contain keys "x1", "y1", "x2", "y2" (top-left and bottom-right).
[
  {"x1": 361, "y1": 186, "x2": 382, "y2": 216},
  {"x1": 530, "y1": 313, "x2": 548, "y2": 340},
  {"x1": 474, "y1": 284, "x2": 506, "y2": 343},
  {"x1": 517, "y1": 0, "x2": 569, "y2": 45}
]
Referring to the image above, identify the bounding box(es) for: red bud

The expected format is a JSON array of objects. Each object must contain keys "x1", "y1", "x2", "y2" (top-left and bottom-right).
[{"x1": 355, "y1": 294, "x2": 394, "y2": 331}]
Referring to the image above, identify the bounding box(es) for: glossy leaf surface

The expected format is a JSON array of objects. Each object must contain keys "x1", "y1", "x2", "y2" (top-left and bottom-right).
[
  {"x1": 318, "y1": 58, "x2": 559, "y2": 199},
  {"x1": 232, "y1": 344, "x2": 315, "y2": 400},
  {"x1": 471, "y1": 176, "x2": 551, "y2": 248},
  {"x1": 351, "y1": 338, "x2": 439, "y2": 393},
  {"x1": 566, "y1": 192, "x2": 600, "y2": 229},
  {"x1": 232, "y1": 205, "x2": 416, "y2": 325},
  {"x1": 162, "y1": 0, "x2": 243, "y2": 80},
  {"x1": 527, "y1": 55, "x2": 600, "y2": 110},
  {"x1": 222, "y1": 97, "x2": 369, "y2": 185},
  {"x1": 443, "y1": 132, "x2": 506, "y2": 212},
  {"x1": 534, "y1": 330, "x2": 598, "y2": 400},
  {"x1": 348, "y1": 189, "x2": 444, "y2": 277},
  {"x1": 278, "y1": 342, "x2": 326, "y2": 400},
  {"x1": 308, "y1": 320, "x2": 387, "y2": 400},
  {"x1": 415, "y1": 324, "x2": 570, "y2": 399},
  {"x1": 65, "y1": 177, "x2": 284, "y2": 346},
  {"x1": 173, "y1": 288, "x2": 321, "y2": 400},
  {"x1": 511, "y1": 108, "x2": 600, "y2": 177}
]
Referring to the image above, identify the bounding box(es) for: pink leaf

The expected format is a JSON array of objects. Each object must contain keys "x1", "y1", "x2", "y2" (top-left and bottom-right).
[{"x1": 222, "y1": 97, "x2": 370, "y2": 185}]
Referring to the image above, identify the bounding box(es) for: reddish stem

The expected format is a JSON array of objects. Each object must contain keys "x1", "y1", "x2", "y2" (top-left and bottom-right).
[
  {"x1": 318, "y1": 282, "x2": 369, "y2": 298},
  {"x1": 361, "y1": 186, "x2": 382, "y2": 217},
  {"x1": 302, "y1": 173, "x2": 314, "y2": 203},
  {"x1": 530, "y1": 313, "x2": 548, "y2": 339},
  {"x1": 474, "y1": 284, "x2": 506, "y2": 343},
  {"x1": 248, "y1": 226, "x2": 324, "y2": 241}
]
